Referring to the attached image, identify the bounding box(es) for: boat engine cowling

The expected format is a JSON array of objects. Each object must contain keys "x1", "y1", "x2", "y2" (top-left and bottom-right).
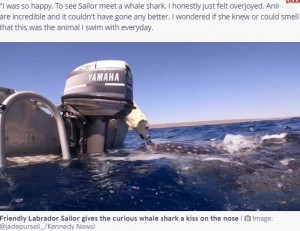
[
  {"x1": 62, "y1": 60, "x2": 133, "y2": 117},
  {"x1": 61, "y1": 60, "x2": 134, "y2": 154}
]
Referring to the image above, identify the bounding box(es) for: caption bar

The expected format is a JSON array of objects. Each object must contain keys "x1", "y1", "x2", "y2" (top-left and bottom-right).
[
  {"x1": 0, "y1": 211, "x2": 298, "y2": 230},
  {"x1": 0, "y1": 0, "x2": 300, "y2": 41}
]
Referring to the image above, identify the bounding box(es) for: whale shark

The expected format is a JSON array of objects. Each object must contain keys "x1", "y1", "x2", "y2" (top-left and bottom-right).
[{"x1": 149, "y1": 142, "x2": 221, "y2": 155}]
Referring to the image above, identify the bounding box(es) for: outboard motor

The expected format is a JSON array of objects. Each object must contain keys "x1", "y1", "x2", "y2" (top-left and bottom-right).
[{"x1": 61, "y1": 60, "x2": 134, "y2": 154}]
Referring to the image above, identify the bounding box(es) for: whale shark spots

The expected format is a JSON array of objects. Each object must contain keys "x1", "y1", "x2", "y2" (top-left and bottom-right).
[{"x1": 152, "y1": 142, "x2": 221, "y2": 155}]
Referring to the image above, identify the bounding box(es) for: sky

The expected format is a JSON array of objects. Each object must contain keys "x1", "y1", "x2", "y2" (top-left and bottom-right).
[{"x1": 1, "y1": 42, "x2": 300, "y2": 124}]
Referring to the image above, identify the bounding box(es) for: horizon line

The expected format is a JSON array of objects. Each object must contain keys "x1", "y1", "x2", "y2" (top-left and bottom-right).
[{"x1": 149, "y1": 116, "x2": 299, "y2": 129}]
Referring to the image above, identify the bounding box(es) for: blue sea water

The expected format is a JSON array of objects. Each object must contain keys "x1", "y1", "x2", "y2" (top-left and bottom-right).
[{"x1": 1, "y1": 118, "x2": 300, "y2": 211}]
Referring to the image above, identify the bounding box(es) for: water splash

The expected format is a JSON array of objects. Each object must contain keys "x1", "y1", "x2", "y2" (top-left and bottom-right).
[{"x1": 221, "y1": 134, "x2": 261, "y2": 154}]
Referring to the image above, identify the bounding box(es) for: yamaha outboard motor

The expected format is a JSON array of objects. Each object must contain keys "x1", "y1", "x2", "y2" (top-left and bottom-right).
[{"x1": 61, "y1": 60, "x2": 134, "y2": 154}]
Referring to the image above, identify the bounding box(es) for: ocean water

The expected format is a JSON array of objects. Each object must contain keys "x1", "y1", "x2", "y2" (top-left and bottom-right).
[{"x1": 1, "y1": 118, "x2": 300, "y2": 211}]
